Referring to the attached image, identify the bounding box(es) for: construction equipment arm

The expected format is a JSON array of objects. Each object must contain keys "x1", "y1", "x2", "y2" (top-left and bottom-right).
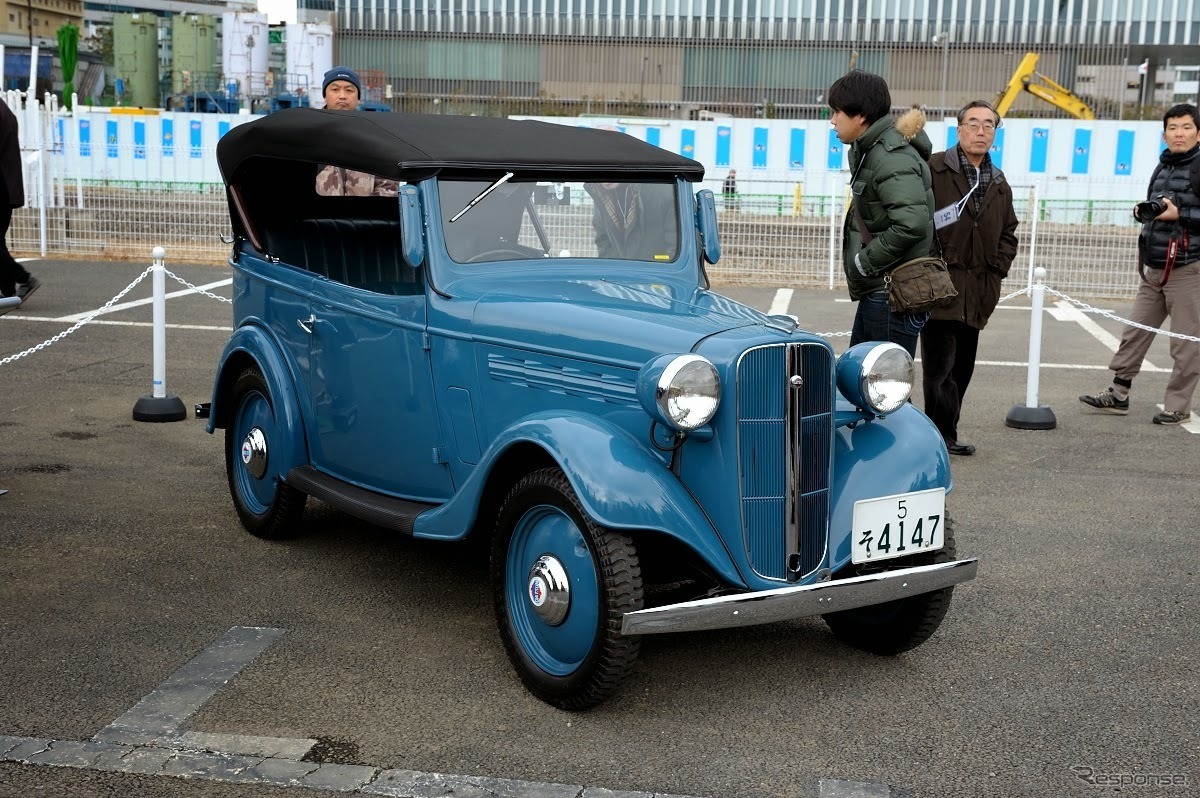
[{"x1": 995, "y1": 52, "x2": 1096, "y2": 120}]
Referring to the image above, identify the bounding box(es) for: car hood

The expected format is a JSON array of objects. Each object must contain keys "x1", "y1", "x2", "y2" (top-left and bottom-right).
[{"x1": 468, "y1": 278, "x2": 781, "y2": 366}]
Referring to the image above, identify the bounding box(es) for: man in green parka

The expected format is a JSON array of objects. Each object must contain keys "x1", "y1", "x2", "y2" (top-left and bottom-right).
[{"x1": 828, "y1": 71, "x2": 936, "y2": 357}]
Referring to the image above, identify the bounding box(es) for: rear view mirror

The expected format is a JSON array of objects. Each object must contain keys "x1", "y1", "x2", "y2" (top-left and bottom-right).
[
  {"x1": 695, "y1": 189, "x2": 721, "y2": 265},
  {"x1": 533, "y1": 182, "x2": 571, "y2": 206},
  {"x1": 399, "y1": 185, "x2": 425, "y2": 269}
]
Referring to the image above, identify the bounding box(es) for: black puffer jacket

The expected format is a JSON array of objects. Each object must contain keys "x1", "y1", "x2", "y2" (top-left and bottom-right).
[{"x1": 1139, "y1": 143, "x2": 1200, "y2": 268}]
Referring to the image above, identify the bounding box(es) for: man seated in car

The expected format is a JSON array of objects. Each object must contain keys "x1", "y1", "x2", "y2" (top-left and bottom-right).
[{"x1": 585, "y1": 181, "x2": 678, "y2": 261}]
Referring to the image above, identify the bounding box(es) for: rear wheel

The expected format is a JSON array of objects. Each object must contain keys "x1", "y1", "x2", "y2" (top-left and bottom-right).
[
  {"x1": 491, "y1": 467, "x2": 643, "y2": 710},
  {"x1": 822, "y1": 513, "x2": 958, "y2": 655},
  {"x1": 225, "y1": 367, "x2": 307, "y2": 539}
]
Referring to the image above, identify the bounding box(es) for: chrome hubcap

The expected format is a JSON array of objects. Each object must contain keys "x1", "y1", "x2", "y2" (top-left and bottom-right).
[
  {"x1": 240, "y1": 427, "x2": 268, "y2": 479},
  {"x1": 527, "y1": 554, "x2": 570, "y2": 625}
]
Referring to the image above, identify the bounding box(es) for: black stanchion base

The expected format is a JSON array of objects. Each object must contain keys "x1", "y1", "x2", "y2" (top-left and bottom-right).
[
  {"x1": 133, "y1": 394, "x2": 188, "y2": 423},
  {"x1": 1006, "y1": 403, "x2": 1057, "y2": 430}
]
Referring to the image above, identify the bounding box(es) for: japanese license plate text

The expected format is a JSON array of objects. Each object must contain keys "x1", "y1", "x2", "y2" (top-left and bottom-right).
[{"x1": 852, "y1": 488, "x2": 945, "y2": 564}]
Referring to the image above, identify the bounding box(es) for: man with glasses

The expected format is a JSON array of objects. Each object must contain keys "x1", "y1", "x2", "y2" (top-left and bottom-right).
[{"x1": 920, "y1": 101, "x2": 1019, "y2": 456}]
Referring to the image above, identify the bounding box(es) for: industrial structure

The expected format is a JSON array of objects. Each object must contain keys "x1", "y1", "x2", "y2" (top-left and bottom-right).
[
  {"x1": 1, "y1": 0, "x2": 1197, "y2": 117},
  {"x1": 330, "y1": 0, "x2": 1200, "y2": 119}
]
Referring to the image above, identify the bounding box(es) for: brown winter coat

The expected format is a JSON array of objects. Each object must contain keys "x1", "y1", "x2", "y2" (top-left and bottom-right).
[{"x1": 928, "y1": 148, "x2": 1019, "y2": 329}]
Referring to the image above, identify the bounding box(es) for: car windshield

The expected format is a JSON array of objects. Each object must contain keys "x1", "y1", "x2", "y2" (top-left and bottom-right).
[{"x1": 438, "y1": 178, "x2": 680, "y2": 265}]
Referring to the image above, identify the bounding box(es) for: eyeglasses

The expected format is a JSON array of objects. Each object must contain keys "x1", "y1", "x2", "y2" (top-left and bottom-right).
[{"x1": 960, "y1": 120, "x2": 999, "y2": 132}]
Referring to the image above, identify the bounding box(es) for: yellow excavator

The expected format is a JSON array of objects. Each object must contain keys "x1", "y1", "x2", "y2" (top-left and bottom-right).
[{"x1": 995, "y1": 53, "x2": 1096, "y2": 120}]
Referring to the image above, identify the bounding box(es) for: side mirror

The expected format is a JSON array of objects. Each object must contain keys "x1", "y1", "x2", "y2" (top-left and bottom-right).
[
  {"x1": 399, "y1": 185, "x2": 425, "y2": 269},
  {"x1": 695, "y1": 188, "x2": 721, "y2": 265}
]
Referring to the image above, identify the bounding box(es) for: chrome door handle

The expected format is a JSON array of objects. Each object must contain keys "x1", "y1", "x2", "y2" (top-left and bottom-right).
[{"x1": 297, "y1": 315, "x2": 316, "y2": 334}]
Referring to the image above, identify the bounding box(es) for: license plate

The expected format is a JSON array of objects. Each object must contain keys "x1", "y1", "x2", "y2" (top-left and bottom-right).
[{"x1": 852, "y1": 488, "x2": 945, "y2": 564}]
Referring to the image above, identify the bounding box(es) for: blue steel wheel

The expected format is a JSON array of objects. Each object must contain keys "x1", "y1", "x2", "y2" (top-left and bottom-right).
[
  {"x1": 823, "y1": 513, "x2": 957, "y2": 655},
  {"x1": 224, "y1": 368, "x2": 307, "y2": 540},
  {"x1": 491, "y1": 467, "x2": 643, "y2": 710}
]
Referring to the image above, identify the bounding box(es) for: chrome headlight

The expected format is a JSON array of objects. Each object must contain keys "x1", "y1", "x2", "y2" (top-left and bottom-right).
[
  {"x1": 637, "y1": 354, "x2": 721, "y2": 432},
  {"x1": 836, "y1": 342, "x2": 913, "y2": 415}
]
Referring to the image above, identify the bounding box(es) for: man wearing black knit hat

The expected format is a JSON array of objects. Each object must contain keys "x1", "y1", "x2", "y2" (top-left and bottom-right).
[{"x1": 315, "y1": 66, "x2": 399, "y2": 197}]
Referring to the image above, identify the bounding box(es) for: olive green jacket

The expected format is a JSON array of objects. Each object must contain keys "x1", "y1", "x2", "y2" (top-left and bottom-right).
[{"x1": 842, "y1": 109, "x2": 935, "y2": 300}]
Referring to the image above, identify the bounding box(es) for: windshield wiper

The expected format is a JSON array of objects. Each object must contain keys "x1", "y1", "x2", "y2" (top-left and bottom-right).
[{"x1": 449, "y1": 172, "x2": 515, "y2": 223}]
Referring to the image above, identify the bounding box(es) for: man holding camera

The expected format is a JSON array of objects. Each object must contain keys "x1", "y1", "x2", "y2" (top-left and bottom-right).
[{"x1": 1080, "y1": 103, "x2": 1200, "y2": 425}]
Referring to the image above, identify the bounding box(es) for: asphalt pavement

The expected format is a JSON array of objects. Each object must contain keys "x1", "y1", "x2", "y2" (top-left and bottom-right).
[{"x1": 0, "y1": 258, "x2": 1196, "y2": 798}]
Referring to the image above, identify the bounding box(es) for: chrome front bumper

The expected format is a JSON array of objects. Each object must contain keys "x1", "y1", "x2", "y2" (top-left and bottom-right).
[{"x1": 620, "y1": 558, "x2": 978, "y2": 635}]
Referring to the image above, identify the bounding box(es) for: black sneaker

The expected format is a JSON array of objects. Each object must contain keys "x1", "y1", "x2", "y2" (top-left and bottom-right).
[
  {"x1": 1152, "y1": 410, "x2": 1191, "y2": 425},
  {"x1": 1079, "y1": 388, "x2": 1129, "y2": 415},
  {"x1": 15, "y1": 276, "x2": 40, "y2": 302}
]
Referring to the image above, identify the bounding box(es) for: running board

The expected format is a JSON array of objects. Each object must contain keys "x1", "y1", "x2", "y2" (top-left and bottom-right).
[{"x1": 286, "y1": 466, "x2": 436, "y2": 535}]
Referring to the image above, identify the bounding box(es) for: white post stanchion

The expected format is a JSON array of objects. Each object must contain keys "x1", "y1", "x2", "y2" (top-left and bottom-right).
[
  {"x1": 132, "y1": 247, "x2": 187, "y2": 422},
  {"x1": 1006, "y1": 265, "x2": 1057, "y2": 430}
]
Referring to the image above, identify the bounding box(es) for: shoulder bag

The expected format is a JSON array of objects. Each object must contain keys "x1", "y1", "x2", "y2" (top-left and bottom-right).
[{"x1": 852, "y1": 202, "x2": 957, "y2": 314}]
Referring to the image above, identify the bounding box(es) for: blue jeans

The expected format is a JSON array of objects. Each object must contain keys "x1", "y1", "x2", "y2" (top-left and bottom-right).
[{"x1": 850, "y1": 291, "x2": 930, "y2": 358}]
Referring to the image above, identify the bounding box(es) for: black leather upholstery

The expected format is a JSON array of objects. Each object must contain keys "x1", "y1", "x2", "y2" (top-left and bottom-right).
[{"x1": 262, "y1": 219, "x2": 420, "y2": 293}]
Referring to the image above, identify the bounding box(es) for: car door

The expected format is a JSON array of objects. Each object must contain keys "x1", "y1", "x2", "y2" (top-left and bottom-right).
[{"x1": 305, "y1": 278, "x2": 454, "y2": 502}]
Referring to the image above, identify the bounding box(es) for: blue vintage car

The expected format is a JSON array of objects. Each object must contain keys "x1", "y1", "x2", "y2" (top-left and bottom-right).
[{"x1": 209, "y1": 108, "x2": 977, "y2": 709}]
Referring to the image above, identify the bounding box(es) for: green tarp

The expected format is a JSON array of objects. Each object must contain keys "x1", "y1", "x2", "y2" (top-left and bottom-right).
[{"x1": 57, "y1": 24, "x2": 78, "y2": 109}]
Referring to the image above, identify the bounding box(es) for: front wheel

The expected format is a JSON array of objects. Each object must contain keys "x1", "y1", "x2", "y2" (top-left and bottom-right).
[
  {"x1": 490, "y1": 467, "x2": 643, "y2": 710},
  {"x1": 224, "y1": 367, "x2": 307, "y2": 539},
  {"x1": 822, "y1": 513, "x2": 958, "y2": 655}
]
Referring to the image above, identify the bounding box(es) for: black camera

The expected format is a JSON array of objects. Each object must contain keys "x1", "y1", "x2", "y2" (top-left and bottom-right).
[{"x1": 1134, "y1": 194, "x2": 1174, "y2": 223}]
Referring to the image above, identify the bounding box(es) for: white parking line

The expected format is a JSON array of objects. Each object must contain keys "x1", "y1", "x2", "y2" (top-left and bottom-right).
[
  {"x1": 767, "y1": 288, "x2": 794, "y2": 316},
  {"x1": 94, "y1": 626, "x2": 307, "y2": 753},
  {"x1": 3, "y1": 625, "x2": 778, "y2": 796},
  {"x1": 1156, "y1": 404, "x2": 1200, "y2": 434},
  {"x1": 56, "y1": 278, "x2": 233, "y2": 323},
  {"x1": 973, "y1": 359, "x2": 1169, "y2": 372},
  {"x1": 1048, "y1": 299, "x2": 1161, "y2": 370}
]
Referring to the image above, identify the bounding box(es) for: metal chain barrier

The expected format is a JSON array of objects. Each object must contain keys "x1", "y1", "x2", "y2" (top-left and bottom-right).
[
  {"x1": 164, "y1": 268, "x2": 233, "y2": 305},
  {"x1": 0, "y1": 265, "x2": 156, "y2": 367},
  {"x1": 814, "y1": 286, "x2": 1035, "y2": 338},
  {"x1": 817, "y1": 281, "x2": 1200, "y2": 344},
  {"x1": 998, "y1": 285, "x2": 1033, "y2": 304},
  {"x1": 1043, "y1": 285, "x2": 1200, "y2": 343}
]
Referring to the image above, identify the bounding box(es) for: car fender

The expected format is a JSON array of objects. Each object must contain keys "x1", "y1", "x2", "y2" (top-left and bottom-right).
[
  {"x1": 206, "y1": 323, "x2": 309, "y2": 476},
  {"x1": 413, "y1": 412, "x2": 746, "y2": 588},
  {"x1": 827, "y1": 404, "x2": 953, "y2": 571}
]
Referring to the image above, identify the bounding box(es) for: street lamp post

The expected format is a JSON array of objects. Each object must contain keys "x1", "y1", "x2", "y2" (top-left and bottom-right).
[
  {"x1": 933, "y1": 31, "x2": 950, "y2": 118},
  {"x1": 640, "y1": 54, "x2": 648, "y2": 108}
]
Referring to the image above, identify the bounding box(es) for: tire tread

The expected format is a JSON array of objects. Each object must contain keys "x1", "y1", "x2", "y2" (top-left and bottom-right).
[{"x1": 823, "y1": 514, "x2": 958, "y2": 655}]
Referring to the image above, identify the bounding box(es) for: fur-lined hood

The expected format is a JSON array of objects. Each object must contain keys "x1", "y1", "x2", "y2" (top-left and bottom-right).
[
  {"x1": 853, "y1": 108, "x2": 933, "y2": 162},
  {"x1": 895, "y1": 107, "x2": 933, "y2": 160},
  {"x1": 895, "y1": 107, "x2": 927, "y2": 142}
]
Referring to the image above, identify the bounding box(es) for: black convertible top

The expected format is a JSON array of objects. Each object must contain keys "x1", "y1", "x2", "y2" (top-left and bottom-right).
[{"x1": 216, "y1": 108, "x2": 705, "y2": 184}]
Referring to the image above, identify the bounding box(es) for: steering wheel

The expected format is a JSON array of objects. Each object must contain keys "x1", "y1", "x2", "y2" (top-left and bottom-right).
[{"x1": 465, "y1": 248, "x2": 530, "y2": 263}]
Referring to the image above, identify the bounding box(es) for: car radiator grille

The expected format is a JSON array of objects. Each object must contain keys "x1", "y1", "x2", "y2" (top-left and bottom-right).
[{"x1": 737, "y1": 343, "x2": 833, "y2": 580}]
